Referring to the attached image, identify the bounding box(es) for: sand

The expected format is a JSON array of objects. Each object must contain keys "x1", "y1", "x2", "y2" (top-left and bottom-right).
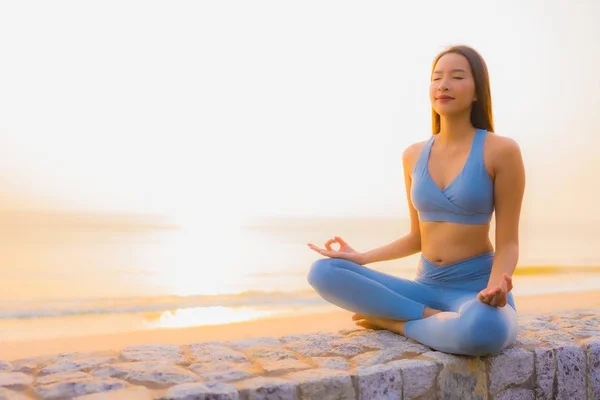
[{"x1": 2, "y1": 290, "x2": 599, "y2": 361}]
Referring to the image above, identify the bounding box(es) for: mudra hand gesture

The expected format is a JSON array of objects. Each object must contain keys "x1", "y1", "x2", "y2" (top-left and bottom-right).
[
  {"x1": 477, "y1": 273, "x2": 513, "y2": 307},
  {"x1": 307, "y1": 236, "x2": 365, "y2": 265}
]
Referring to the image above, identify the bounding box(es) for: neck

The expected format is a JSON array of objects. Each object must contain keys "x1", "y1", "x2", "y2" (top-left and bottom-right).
[{"x1": 437, "y1": 113, "x2": 475, "y2": 143}]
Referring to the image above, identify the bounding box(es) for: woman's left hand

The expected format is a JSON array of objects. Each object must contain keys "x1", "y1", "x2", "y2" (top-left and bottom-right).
[{"x1": 477, "y1": 273, "x2": 513, "y2": 307}]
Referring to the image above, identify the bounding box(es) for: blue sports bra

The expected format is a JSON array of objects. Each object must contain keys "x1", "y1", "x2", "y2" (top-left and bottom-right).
[{"x1": 411, "y1": 129, "x2": 494, "y2": 224}]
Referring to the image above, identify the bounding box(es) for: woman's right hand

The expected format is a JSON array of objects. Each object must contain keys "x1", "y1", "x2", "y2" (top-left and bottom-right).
[{"x1": 307, "y1": 236, "x2": 366, "y2": 265}]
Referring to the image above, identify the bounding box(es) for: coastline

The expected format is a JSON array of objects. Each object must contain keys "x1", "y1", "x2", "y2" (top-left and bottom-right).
[{"x1": 2, "y1": 289, "x2": 600, "y2": 362}]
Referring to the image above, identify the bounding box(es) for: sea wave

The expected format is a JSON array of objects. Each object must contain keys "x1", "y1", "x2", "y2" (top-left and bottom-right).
[{"x1": 0, "y1": 290, "x2": 324, "y2": 320}]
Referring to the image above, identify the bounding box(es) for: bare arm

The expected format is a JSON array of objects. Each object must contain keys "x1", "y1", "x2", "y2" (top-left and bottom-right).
[
  {"x1": 487, "y1": 138, "x2": 526, "y2": 288},
  {"x1": 361, "y1": 144, "x2": 422, "y2": 265}
]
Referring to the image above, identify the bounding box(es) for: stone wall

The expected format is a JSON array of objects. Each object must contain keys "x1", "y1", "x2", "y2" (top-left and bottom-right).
[{"x1": 0, "y1": 309, "x2": 598, "y2": 399}]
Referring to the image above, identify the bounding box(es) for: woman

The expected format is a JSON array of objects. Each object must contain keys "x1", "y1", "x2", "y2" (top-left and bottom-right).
[{"x1": 306, "y1": 45, "x2": 525, "y2": 357}]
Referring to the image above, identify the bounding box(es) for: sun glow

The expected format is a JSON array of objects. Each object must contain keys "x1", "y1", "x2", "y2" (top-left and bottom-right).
[{"x1": 147, "y1": 306, "x2": 284, "y2": 329}]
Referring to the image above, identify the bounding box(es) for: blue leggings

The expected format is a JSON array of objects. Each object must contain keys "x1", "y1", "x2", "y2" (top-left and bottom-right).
[{"x1": 307, "y1": 252, "x2": 518, "y2": 356}]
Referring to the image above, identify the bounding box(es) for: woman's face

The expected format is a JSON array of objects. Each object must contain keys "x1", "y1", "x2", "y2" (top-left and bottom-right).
[{"x1": 429, "y1": 53, "x2": 476, "y2": 117}]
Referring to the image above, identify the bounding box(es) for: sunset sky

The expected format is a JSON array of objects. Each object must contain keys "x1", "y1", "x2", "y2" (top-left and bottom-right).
[{"x1": 0, "y1": 1, "x2": 598, "y2": 230}]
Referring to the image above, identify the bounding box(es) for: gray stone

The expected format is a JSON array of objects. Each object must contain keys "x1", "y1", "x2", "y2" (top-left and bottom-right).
[
  {"x1": 533, "y1": 330, "x2": 575, "y2": 344},
  {"x1": 584, "y1": 337, "x2": 600, "y2": 400},
  {"x1": 124, "y1": 344, "x2": 181, "y2": 352},
  {"x1": 387, "y1": 359, "x2": 437, "y2": 399},
  {"x1": 489, "y1": 347, "x2": 534, "y2": 394},
  {"x1": 284, "y1": 340, "x2": 331, "y2": 357},
  {"x1": 329, "y1": 344, "x2": 363, "y2": 357},
  {"x1": 232, "y1": 337, "x2": 282, "y2": 349},
  {"x1": 163, "y1": 381, "x2": 239, "y2": 400},
  {"x1": 10, "y1": 358, "x2": 40, "y2": 374},
  {"x1": 41, "y1": 356, "x2": 116, "y2": 375},
  {"x1": 312, "y1": 357, "x2": 351, "y2": 370},
  {"x1": 494, "y1": 388, "x2": 534, "y2": 400},
  {"x1": 190, "y1": 362, "x2": 258, "y2": 382},
  {"x1": 246, "y1": 348, "x2": 299, "y2": 361},
  {"x1": 0, "y1": 388, "x2": 28, "y2": 400},
  {"x1": 35, "y1": 374, "x2": 127, "y2": 399},
  {"x1": 190, "y1": 344, "x2": 249, "y2": 363},
  {"x1": 513, "y1": 335, "x2": 543, "y2": 348},
  {"x1": 353, "y1": 363, "x2": 402, "y2": 400},
  {"x1": 518, "y1": 320, "x2": 558, "y2": 331},
  {"x1": 0, "y1": 372, "x2": 33, "y2": 389},
  {"x1": 423, "y1": 352, "x2": 488, "y2": 400},
  {"x1": 235, "y1": 377, "x2": 297, "y2": 400},
  {"x1": 350, "y1": 348, "x2": 404, "y2": 367},
  {"x1": 555, "y1": 344, "x2": 586, "y2": 400},
  {"x1": 533, "y1": 347, "x2": 554, "y2": 400},
  {"x1": 280, "y1": 332, "x2": 342, "y2": 344},
  {"x1": 120, "y1": 347, "x2": 186, "y2": 363},
  {"x1": 36, "y1": 371, "x2": 90, "y2": 385},
  {"x1": 92, "y1": 361, "x2": 199, "y2": 386},
  {"x1": 571, "y1": 329, "x2": 600, "y2": 337},
  {"x1": 256, "y1": 359, "x2": 312, "y2": 374},
  {"x1": 73, "y1": 386, "x2": 153, "y2": 399},
  {"x1": 339, "y1": 332, "x2": 388, "y2": 350},
  {"x1": 287, "y1": 369, "x2": 355, "y2": 400}
]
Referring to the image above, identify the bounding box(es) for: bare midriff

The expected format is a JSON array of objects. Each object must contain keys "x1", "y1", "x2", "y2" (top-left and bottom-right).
[{"x1": 419, "y1": 221, "x2": 493, "y2": 266}]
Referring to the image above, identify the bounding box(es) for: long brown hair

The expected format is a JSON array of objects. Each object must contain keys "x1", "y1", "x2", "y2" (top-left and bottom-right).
[{"x1": 431, "y1": 45, "x2": 494, "y2": 134}]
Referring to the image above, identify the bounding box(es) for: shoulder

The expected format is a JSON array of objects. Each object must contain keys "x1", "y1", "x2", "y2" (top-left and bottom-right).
[
  {"x1": 402, "y1": 140, "x2": 428, "y2": 164},
  {"x1": 484, "y1": 132, "x2": 524, "y2": 172}
]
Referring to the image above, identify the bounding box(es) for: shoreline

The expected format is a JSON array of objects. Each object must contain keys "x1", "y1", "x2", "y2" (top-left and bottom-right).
[{"x1": 2, "y1": 290, "x2": 600, "y2": 362}]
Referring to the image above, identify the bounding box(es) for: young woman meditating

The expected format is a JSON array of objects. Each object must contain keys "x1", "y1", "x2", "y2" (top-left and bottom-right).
[{"x1": 307, "y1": 45, "x2": 525, "y2": 357}]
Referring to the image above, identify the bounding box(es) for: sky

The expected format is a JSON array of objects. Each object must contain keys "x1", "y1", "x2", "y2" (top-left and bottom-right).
[{"x1": 0, "y1": 0, "x2": 599, "y2": 230}]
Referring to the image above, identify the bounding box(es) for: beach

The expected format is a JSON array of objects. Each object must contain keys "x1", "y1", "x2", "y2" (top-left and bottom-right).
[{"x1": 2, "y1": 289, "x2": 599, "y2": 362}]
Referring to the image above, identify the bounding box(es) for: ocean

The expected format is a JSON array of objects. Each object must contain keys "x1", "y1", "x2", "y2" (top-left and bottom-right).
[{"x1": 1, "y1": 213, "x2": 599, "y2": 343}]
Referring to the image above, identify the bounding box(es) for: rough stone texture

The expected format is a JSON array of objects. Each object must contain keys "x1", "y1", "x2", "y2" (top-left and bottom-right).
[
  {"x1": 0, "y1": 372, "x2": 33, "y2": 389},
  {"x1": 1, "y1": 310, "x2": 599, "y2": 399},
  {"x1": 34, "y1": 371, "x2": 127, "y2": 399},
  {"x1": 163, "y1": 382, "x2": 240, "y2": 400},
  {"x1": 493, "y1": 388, "x2": 535, "y2": 400},
  {"x1": 92, "y1": 361, "x2": 199, "y2": 386},
  {"x1": 488, "y1": 347, "x2": 534, "y2": 394},
  {"x1": 190, "y1": 362, "x2": 258, "y2": 382},
  {"x1": 119, "y1": 345, "x2": 186, "y2": 364},
  {"x1": 312, "y1": 357, "x2": 351, "y2": 370},
  {"x1": 41, "y1": 356, "x2": 117, "y2": 375},
  {"x1": 388, "y1": 359, "x2": 437, "y2": 399},
  {"x1": 533, "y1": 347, "x2": 555, "y2": 400},
  {"x1": 73, "y1": 386, "x2": 153, "y2": 399},
  {"x1": 555, "y1": 344, "x2": 587, "y2": 399},
  {"x1": 287, "y1": 369, "x2": 355, "y2": 400},
  {"x1": 584, "y1": 337, "x2": 600, "y2": 400},
  {"x1": 0, "y1": 387, "x2": 29, "y2": 400},
  {"x1": 352, "y1": 363, "x2": 402, "y2": 400},
  {"x1": 424, "y1": 351, "x2": 488, "y2": 400},
  {"x1": 235, "y1": 377, "x2": 297, "y2": 400}
]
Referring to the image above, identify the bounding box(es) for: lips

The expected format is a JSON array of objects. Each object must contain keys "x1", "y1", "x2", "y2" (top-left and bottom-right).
[{"x1": 436, "y1": 95, "x2": 454, "y2": 100}]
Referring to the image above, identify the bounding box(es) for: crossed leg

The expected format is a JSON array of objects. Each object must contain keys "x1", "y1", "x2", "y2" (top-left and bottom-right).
[
  {"x1": 307, "y1": 258, "x2": 518, "y2": 356},
  {"x1": 307, "y1": 258, "x2": 444, "y2": 321}
]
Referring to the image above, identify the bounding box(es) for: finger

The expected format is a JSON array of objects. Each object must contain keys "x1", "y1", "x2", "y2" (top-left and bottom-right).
[
  {"x1": 490, "y1": 292, "x2": 505, "y2": 307},
  {"x1": 334, "y1": 236, "x2": 346, "y2": 245},
  {"x1": 324, "y1": 239, "x2": 336, "y2": 251}
]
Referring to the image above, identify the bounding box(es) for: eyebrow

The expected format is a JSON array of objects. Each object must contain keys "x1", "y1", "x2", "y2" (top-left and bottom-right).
[{"x1": 432, "y1": 68, "x2": 467, "y2": 74}]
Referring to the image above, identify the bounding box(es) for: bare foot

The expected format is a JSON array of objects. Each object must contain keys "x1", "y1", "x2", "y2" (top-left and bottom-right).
[{"x1": 352, "y1": 313, "x2": 406, "y2": 335}]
